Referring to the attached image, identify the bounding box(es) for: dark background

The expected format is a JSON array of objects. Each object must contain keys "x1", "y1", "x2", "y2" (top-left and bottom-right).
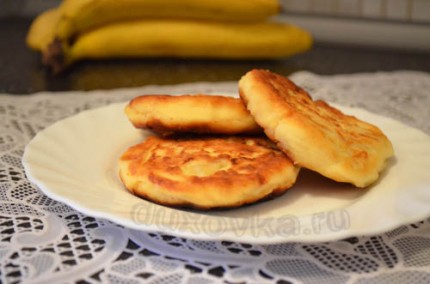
[{"x1": 1, "y1": 17, "x2": 430, "y2": 95}]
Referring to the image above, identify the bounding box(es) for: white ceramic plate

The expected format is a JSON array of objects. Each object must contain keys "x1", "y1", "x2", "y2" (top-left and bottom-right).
[{"x1": 23, "y1": 100, "x2": 430, "y2": 244}]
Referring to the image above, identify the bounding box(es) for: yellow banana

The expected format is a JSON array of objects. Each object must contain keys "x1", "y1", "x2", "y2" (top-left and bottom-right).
[
  {"x1": 44, "y1": 20, "x2": 312, "y2": 72},
  {"x1": 56, "y1": 0, "x2": 281, "y2": 40},
  {"x1": 26, "y1": 8, "x2": 61, "y2": 51}
]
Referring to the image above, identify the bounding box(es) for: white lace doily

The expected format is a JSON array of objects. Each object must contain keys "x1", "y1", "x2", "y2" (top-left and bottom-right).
[{"x1": 1, "y1": 71, "x2": 430, "y2": 283}]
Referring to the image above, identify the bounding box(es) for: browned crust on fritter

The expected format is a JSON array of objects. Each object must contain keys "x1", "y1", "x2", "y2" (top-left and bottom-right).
[
  {"x1": 125, "y1": 94, "x2": 262, "y2": 135},
  {"x1": 119, "y1": 135, "x2": 299, "y2": 209},
  {"x1": 238, "y1": 69, "x2": 394, "y2": 187}
]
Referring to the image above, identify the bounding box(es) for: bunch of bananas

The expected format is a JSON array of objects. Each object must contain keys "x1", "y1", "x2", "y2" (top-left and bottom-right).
[{"x1": 27, "y1": 0, "x2": 313, "y2": 72}]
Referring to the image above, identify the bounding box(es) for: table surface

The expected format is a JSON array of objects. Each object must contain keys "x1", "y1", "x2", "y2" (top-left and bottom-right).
[
  {"x1": 1, "y1": 16, "x2": 430, "y2": 284},
  {"x1": 1, "y1": 17, "x2": 430, "y2": 94}
]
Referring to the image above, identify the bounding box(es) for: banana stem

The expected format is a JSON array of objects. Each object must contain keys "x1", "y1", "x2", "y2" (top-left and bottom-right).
[{"x1": 42, "y1": 38, "x2": 70, "y2": 74}]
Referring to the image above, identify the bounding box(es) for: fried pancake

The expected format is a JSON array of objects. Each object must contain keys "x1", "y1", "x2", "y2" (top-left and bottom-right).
[
  {"x1": 119, "y1": 135, "x2": 299, "y2": 209},
  {"x1": 125, "y1": 94, "x2": 262, "y2": 135},
  {"x1": 239, "y1": 69, "x2": 394, "y2": 188}
]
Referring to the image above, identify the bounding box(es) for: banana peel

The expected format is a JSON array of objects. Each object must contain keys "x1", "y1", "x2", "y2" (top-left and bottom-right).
[
  {"x1": 43, "y1": 20, "x2": 313, "y2": 73},
  {"x1": 26, "y1": 8, "x2": 61, "y2": 51},
  {"x1": 27, "y1": 0, "x2": 313, "y2": 73},
  {"x1": 55, "y1": 0, "x2": 281, "y2": 41}
]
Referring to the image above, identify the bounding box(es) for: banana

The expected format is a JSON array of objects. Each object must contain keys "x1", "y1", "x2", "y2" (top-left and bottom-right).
[
  {"x1": 55, "y1": 0, "x2": 281, "y2": 41},
  {"x1": 43, "y1": 20, "x2": 312, "y2": 73},
  {"x1": 26, "y1": 8, "x2": 61, "y2": 51}
]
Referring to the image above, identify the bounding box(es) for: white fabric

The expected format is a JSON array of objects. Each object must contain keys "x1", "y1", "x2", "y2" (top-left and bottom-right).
[{"x1": 1, "y1": 71, "x2": 429, "y2": 283}]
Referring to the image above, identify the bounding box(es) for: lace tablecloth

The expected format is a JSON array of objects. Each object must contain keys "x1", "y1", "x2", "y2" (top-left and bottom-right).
[{"x1": 1, "y1": 71, "x2": 430, "y2": 283}]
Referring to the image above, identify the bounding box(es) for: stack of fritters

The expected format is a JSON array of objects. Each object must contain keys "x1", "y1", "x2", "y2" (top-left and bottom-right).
[
  {"x1": 120, "y1": 93, "x2": 299, "y2": 209},
  {"x1": 119, "y1": 70, "x2": 394, "y2": 209}
]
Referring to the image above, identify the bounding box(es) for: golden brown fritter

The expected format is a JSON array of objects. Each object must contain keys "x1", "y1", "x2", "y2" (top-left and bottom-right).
[
  {"x1": 125, "y1": 94, "x2": 262, "y2": 135},
  {"x1": 119, "y1": 135, "x2": 299, "y2": 209},
  {"x1": 239, "y1": 69, "x2": 394, "y2": 187}
]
